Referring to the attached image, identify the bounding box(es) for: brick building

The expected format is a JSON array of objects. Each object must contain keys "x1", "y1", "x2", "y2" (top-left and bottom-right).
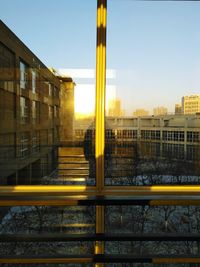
[{"x1": 0, "y1": 20, "x2": 61, "y2": 184}]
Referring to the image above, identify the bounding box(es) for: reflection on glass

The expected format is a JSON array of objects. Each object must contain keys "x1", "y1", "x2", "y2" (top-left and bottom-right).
[
  {"x1": 105, "y1": 0, "x2": 200, "y2": 186},
  {"x1": 105, "y1": 205, "x2": 200, "y2": 258},
  {"x1": 0, "y1": 0, "x2": 96, "y2": 186},
  {"x1": 0, "y1": 206, "x2": 95, "y2": 257}
]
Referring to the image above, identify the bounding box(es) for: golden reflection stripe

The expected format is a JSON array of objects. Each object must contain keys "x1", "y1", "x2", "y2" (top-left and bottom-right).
[
  {"x1": 95, "y1": 1, "x2": 106, "y2": 267},
  {"x1": 2, "y1": 185, "x2": 200, "y2": 195},
  {"x1": 153, "y1": 258, "x2": 200, "y2": 264},
  {"x1": 0, "y1": 258, "x2": 93, "y2": 264},
  {"x1": 95, "y1": 0, "x2": 106, "y2": 193}
]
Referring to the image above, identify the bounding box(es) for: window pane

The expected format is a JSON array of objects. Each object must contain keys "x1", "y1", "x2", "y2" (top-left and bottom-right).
[
  {"x1": 0, "y1": 205, "x2": 95, "y2": 256},
  {"x1": 105, "y1": 0, "x2": 200, "y2": 186},
  {"x1": 105, "y1": 205, "x2": 200, "y2": 257},
  {"x1": 0, "y1": 1, "x2": 96, "y2": 185}
]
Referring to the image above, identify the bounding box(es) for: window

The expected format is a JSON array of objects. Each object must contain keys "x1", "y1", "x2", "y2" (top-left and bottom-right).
[
  {"x1": 32, "y1": 100, "x2": 40, "y2": 124},
  {"x1": 54, "y1": 105, "x2": 59, "y2": 118},
  {"x1": 20, "y1": 96, "x2": 29, "y2": 124},
  {"x1": 19, "y1": 132, "x2": 29, "y2": 158},
  {"x1": 31, "y1": 69, "x2": 36, "y2": 93},
  {"x1": 20, "y1": 61, "x2": 28, "y2": 89},
  {"x1": 48, "y1": 83, "x2": 53, "y2": 96},
  {"x1": 48, "y1": 105, "x2": 53, "y2": 120},
  {"x1": 31, "y1": 131, "x2": 40, "y2": 153},
  {"x1": 187, "y1": 131, "x2": 199, "y2": 143}
]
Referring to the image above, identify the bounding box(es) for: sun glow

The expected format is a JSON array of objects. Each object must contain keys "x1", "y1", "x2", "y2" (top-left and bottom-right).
[
  {"x1": 58, "y1": 69, "x2": 117, "y2": 119},
  {"x1": 75, "y1": 84, "x2": 95, "y2": 118}
]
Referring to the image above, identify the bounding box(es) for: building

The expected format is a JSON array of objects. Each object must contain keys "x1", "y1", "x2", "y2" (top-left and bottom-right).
[
  {"x1": 74, "y1": 114, "x2": 200, "y2": 161},
  {"x1": 0, "y1": 21, "x2": 62, "y2": 185},
  {"x1": 153, "y1": 106, "x2": 168, "y2": 116},
  {"x1": 108, "y1": 98, "x2": 124, "y2": 117},
  {"x1": 58, "y1": 76, "x2": 75, "y2": 142},
  {"x1": 175, "y1": 103, "x2": 182, "y2": 114},
  {"x1": 182, "y1": 94, "x2": 200, "y2": 114},
  {"x1": 133, "y1": 108, "x2": 149, "y2": 117}
]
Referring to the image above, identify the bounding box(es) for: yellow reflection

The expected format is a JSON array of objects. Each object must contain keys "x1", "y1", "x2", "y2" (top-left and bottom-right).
[
  {"x1": 0, "y1": 185, "x2": 87, "y2": 193},
  {"x1": 75, "y1": 84, "x2": 116, "y2": 119},
  {"x1": 75, "y1": 84, "x2": 95, "y2": 119}
]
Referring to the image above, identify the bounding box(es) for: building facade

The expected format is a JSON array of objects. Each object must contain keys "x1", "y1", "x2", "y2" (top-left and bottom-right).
[
  {"x1": 175, "y1": 103, "x2": 182, "y2": 114},
  {"x1": 58, "y1": 76, "x2": 75, "y2": 142},
  {"x1": 74, "y1": 114, "x2": 200, "y2": 162},
  {"x1": 133, "y1": 109, "x2": 149, "y2": 117},
  {"x1": 0, "y1": 21, "x2": 61, "y2": 185},
  {"x1": 182, "y1": 95, "x2": 200, "y2": 114},
  {"x1": 153, "y1": 106, "x2": 168, "y2": 116}
]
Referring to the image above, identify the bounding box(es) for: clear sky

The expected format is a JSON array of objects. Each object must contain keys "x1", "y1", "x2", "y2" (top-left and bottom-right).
[{"x1": 1, "y1": 0, "x2": 200, "y2": 115}]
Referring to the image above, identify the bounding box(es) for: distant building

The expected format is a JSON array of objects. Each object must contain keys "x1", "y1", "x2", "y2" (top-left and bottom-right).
[
  {"x1": 182, "y1": 95, "x2": 200, "y2": 114},
  {"x1": 175, "y1": 104, "x2": 182, "y2": 115},
  {"x1": 133, "y1": 109, "x2": 149, "y2": 117},
  {"x1": 108, "y1": 99, "x2": 125, "y2": 117},
  {"x1": 153, "y1": 106, "x2": 168, "y2": 116},
  {"x1": 74, "y1": 114, "x2": 200, "y2": 161}
]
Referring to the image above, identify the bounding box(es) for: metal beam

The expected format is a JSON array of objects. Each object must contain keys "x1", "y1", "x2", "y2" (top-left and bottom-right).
[
  {"x1": 1, "y1": 255, "x2": 200, "y2": 264},
  {"x1": 95, "y1": 0, "x2": 107, "y2": 193},
  {"x1": 2, "y1": 233, "x2": 200, "y2": 242}
]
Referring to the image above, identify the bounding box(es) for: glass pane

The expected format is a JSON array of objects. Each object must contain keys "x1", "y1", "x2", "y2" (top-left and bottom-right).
[
  {"x1": 105, "y1": 205, "x2": 200, "y2": 257},
  {"x1": 0, "y1": 265, "x2": 94, "y2": 267},
  {"x1": 0, "y1": 0, "x2": 96, "y2": 186},
  {"x1": 105, "y1": 0, "x2": 200, "y2": 185},
  {"x1": 105, "y1": 265, "x2": 197, "y2": 267},
  {"x1": 0, "y1": 205, "x2": 95, "y2": 256}
]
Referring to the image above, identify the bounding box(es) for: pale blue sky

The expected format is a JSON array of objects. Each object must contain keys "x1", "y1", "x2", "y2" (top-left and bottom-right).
[{"x1": 1, "y1": 0, "x2": 200, "y2": 114}]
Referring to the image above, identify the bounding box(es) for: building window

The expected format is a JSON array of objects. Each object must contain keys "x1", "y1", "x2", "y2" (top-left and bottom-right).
[
  {"x1": 117, "y1": 130, "x2": 122, "y2": 139},
  {"x1": 20, "y1": 61, "x2": 28, "y2": 89},
  {"x1": 48, "y1": 83, "x2": 53, "y2": 96},
  {"x1": 32, "y1": 69, "x2": 36, "y2": 93},
  {"x1": 49, "y1": 105, "x2": 53, "y2": 120},
  {"x1": 19, "y1": 132, "x2": 29, "y2": 158},
  {"x1": 163, "y1": 131, "x2": 184, "y2": 142},
  {"x1": 32, "y1": 131, "x2": 40, "y2": 154},
  {"x1": 20, "y1": 96, "x2": 29, "y2": 124},
  {"x1": 54, "y1": 105, "x2": 59, "y2": 118},
  {"x1": 187, "y1": 131, "x2": 199, "y2": 143},
  {"x1": 32, "y1": 101, "x2": 36, "y2": 124},
  {"x1": 54, "y1": 86, "x2": 59, "y2": 98}
]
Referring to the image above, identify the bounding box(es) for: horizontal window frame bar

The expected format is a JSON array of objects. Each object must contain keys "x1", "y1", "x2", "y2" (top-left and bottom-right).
[
  {"x1": 1, "y1": 254, "x2": 200, "y2": 264},
  {"x1": 2, "y1": 195, "x2": 200, "y2": 206},
  {"x1": 2, "y1": 185, "x2": 200, "y2": 196},
  {"x1": 1, "y1": 233, "x2": 200, "y2": 242}
]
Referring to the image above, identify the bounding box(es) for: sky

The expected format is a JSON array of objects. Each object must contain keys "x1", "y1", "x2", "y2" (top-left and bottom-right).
[{"x1": 1, "y1": 0, "x2": 200, "y2": 115}]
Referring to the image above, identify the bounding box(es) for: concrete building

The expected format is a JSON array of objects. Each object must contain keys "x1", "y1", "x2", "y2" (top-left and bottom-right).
[
  {"x1": 0, "y1": 20, "x2": 62, "y2": 185},
  {"x1": 108, "y1": 98, "x2": 124, "y2": 117},
  {"x1": 133, "y1": 109, "x2": 149, "y2": 117},
  {"x1": 153, "y1": 106, "x2": 168, "y2": 116},
  {"x1": 58, "y1": 76, "x2": 75, "y2": 142},
  {"x1": 182, "y1": 95, "x2": 200, "y2": 114},
  {"x1": 175, "y1": 104, "x2": 182, "y2": 115},
  {"x1": 74, "y1": 114, "x2": 200, "y2": 161}
]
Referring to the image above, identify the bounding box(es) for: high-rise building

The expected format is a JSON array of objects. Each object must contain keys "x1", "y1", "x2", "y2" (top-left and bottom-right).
[
  {"x1": 153, "y1": 106, "x2": 168, "y2": 116},
  {"x1": 182, "y1": 95, "x2": 200, "y2": 114}
]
